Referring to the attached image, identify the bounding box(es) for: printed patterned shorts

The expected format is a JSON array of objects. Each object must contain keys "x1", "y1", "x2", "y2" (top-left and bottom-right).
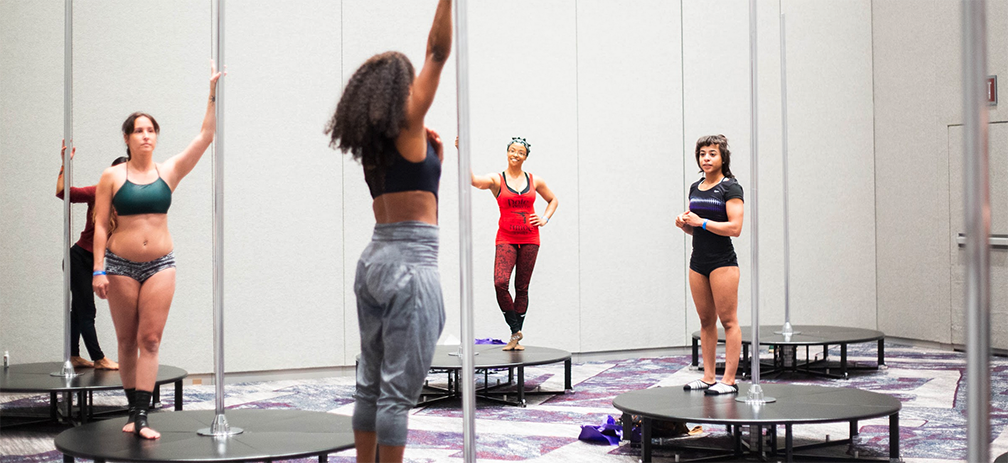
[{"x1": 104, "y1": 250, "x2": 176, "y2": 283}]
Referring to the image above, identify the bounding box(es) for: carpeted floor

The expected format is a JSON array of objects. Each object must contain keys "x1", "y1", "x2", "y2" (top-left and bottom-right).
[{"x1": 2, "y1": 341, "x2": 1006, "y2": 462}]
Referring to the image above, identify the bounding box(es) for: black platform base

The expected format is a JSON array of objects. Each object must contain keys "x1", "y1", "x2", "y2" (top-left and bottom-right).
[
  {"x1": 417, "y1": 344, "x2": 573, "y2": 407},
  {"x1": 55, "y1": 409, "x2": 355, "y2": 462},
  {"x1": 1, "y1": 362, "x2": 187, "y2": 427},
  {"x1": 691, "y1": 325, "x2": 886, "y2": 379},
  {"x1": 612, "y1": 383, "x2": 901, "y2": 462}
]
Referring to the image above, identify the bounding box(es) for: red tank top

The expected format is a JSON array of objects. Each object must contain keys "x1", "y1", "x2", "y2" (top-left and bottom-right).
[{"x1": 496, "y1": 172, "x2": 540, "y2": 245}]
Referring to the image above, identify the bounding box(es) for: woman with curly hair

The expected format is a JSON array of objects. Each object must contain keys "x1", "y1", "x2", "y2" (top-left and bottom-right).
[
  {"x1": 675, "y1": 134, "x2": 745, "y2": 396},
  {"x1": 91, "y1": 61, "x2": 223, "y2": 439},
  {"x1": 471, "y1": 137, "x2": 558, "y2": 351},
  {"x1": 325, "y1": 1, "x2": 451, "y2": 461}
]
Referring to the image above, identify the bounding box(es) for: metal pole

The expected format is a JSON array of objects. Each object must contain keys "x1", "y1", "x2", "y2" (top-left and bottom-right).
[
  {"x1": 454, "y1": 0, "x2": 477, "y2": 460},
  {"x1": 778, "y1": 11, "x2": 795, "y2": 337},
  {"x1": 198, "y1": 0, "x2": 240, "y2": 437},
  {"x1": 741, "y1": 0, "x2": 772, "y2": 405},
  {"x1": 963, "y1": 0, "x2": 990, "y2": 460},
  {"x1": 54, "y1": 0, "x2": 77, "y2": 379}
]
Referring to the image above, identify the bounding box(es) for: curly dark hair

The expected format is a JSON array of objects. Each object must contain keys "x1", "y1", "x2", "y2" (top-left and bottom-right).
[
  {"x1": 325, "y1": 51, "x2": 415, "y2": 175},
  {"x1": 694, "y1": 134, "x2": 734, "y2": 178}
]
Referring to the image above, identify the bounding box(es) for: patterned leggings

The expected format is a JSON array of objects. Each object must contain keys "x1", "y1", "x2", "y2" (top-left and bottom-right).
[{"x1": 494, "y1": 243, "x2": 539, "y2": 334}]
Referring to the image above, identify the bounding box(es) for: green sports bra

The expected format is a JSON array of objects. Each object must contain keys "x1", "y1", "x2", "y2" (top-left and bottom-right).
[{"x1": 112, "y1": 163, "x2": 172, "y2": 216}]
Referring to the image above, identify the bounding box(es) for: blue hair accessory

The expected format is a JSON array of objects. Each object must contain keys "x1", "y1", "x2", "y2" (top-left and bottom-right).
[{"x1": 508, "y1": 137, "x2": 531, "y2": 154}]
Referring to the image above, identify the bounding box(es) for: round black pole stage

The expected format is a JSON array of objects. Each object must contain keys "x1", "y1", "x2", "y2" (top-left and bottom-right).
[
  {"x1": 613, "y1": 383, "x2": 900, "y2": 462},
  {"x1": 691, "y1": 325, "x2": 886, "y2": 379},
  {"x1": 363, "y1": 344, "x2": 573, "y2": 408},
  {"x1": 1, "y1": 362, "x2": 186, "y2": 427},
  {"x1": 55, "y1": 409, "x2": 354, "y2": 463}
]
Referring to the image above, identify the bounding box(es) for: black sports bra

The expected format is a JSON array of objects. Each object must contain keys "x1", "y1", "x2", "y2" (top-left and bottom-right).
[{"x1": 365, "y1": 140, "x2": 441, "y2": 199}]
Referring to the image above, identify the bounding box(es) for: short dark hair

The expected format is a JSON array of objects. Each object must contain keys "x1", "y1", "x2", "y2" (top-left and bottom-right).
[
  {"x1": 694, "y1": 134, "x2": 734, "y2": 178},
  {"x1": 121, "y1": 112, "x2": 160, "y2": 159}
]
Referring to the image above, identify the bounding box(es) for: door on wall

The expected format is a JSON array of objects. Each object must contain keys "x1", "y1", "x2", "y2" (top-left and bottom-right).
[{"x1": 949, "y1": 122, "x2": 1008, "y2": 350}]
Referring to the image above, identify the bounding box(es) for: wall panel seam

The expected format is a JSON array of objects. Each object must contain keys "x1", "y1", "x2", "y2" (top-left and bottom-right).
[{"x1": 574, "y1": 0, "x2": 582, "y2": 353}]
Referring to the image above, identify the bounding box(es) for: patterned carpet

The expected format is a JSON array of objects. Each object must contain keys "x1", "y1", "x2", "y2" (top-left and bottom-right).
[{"x1": 2, "y1": 342, "x2": 1007, "y2": 462}]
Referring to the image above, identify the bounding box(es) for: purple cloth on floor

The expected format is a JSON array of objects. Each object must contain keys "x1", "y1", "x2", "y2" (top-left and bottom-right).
[
  {"x1": 578, "y1": 415, "x2": 623, "y2": 445},
  {"x1": 475, "y1": 338, "x2": 505, "y2": 345}
]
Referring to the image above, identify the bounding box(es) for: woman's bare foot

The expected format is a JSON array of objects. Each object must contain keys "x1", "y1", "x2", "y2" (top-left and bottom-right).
[
  {"x1": 138, "y1": 426, "x2": 160, "y2": 440},
  {"x1": 122, "y1": 422, "x2": 135, "y2": 433},
  {"x1": 93, "y1": 358, "x2": 119, "y2": 370},
  {"x1": 70, "y1": 356, "x2": 94, "y2": 368}
]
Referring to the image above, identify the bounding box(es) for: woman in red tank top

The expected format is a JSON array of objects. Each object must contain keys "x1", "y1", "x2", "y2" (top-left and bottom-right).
[{"x1": 471, "y1": 137, "x2": 559, "y2": 351}]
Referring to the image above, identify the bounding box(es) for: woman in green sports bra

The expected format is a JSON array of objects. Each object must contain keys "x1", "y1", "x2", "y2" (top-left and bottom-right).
[{"x1": 91, "y1": 60, "x2": 223, "y2": 440}]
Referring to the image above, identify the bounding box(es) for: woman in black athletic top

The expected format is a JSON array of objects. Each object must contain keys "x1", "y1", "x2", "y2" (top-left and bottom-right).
[{"x1": 675, "y1": 134, "x2": 744, "y2": 396}]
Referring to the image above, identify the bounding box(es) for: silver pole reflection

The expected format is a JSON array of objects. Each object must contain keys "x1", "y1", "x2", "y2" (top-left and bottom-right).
[
  {"x1": 454, "y1": 0, "x2": 477, "y2": 461},
  {"x1": 963, "y1": 0, "x2": 990, "y2": 460},
  {"x1": 54, "y1": 0, "x2": 77, "y2": 380},
  {"x1": 198, "y1": 0, "x2": 240, "y2": 437}
]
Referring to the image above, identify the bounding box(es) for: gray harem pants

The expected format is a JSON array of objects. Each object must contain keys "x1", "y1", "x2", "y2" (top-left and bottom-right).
[{"x1": 352, "y1": 221, "x2": 445, "y2": 446}]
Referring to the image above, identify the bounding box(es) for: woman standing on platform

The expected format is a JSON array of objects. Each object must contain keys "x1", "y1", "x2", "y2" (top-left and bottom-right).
[
  {"x1": 471, "y1": 137, "x2": 558, "y2": 351},
  {"x1": 675, "y1": 134, "x2": 744, "y2": 396},
  {"x1": 56, "y1": 141, "x2": 124, "y2": 371},
  {"x1": 91, "y1": 61, "x2": 222, "y2": 439},
  {"x1": 325, "y1": 1, "x2": 451, "y2": 461}
]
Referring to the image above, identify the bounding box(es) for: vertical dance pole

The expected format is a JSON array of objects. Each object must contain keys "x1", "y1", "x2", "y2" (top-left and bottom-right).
[
  {"x1": 778, "y1": 11, "x2": 796, "y2": 338},
  {"x1": 741, "y1": 0, "x2": 772, "y2": 405},
  {"x1": 198, "y1": 0, "x2": 241, "y2": 437},
  {"x1": 54, "y1": 0, "x2": 77, "y2": 379},
  {"x1": 963, "y1": 0, "x2": 990, "y2": 460},
  {"x1": 454, "y1": 0, "x2": 477, "y2": 461}
]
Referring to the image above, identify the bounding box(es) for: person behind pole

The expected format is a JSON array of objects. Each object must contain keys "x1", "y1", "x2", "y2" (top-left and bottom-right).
[
  {"x1": 675, "y1": 134, "x2": 744, "y2": 396},
  {"x1": 56, "y1": 141, "x2": 124, "y2": 371},
  {"x1": 470, "y1": 137, "x2": 558, "y2": 351},
  {"x1": 324, "y1": 1, "x2": 451, "y2": 461},
  {"x1": 91, "y1": 61, "x2": 223, "y2": 439}
]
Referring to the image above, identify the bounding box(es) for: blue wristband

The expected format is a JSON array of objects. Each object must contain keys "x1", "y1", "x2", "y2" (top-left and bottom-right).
[
  {"x1": 702, "y1": 220, "x2": 708, "y2": 230},
  {"x1": 93, "y1": 270, "x2": 106, "y2": 276}
]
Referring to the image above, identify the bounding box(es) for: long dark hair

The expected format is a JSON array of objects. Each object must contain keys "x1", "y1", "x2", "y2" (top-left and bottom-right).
[
  {"x1": 94, "y1": 156, "x2": 130, "y2": 235},
  {"x1": 694, "y1": 134, "x2": 734, "y2": 178},
  {"x1": 325, "y1": 51, "x2": 415, "y2": 175},
  {"x1": 121, "y1": 112, "x2": 160, "y2": 158}
]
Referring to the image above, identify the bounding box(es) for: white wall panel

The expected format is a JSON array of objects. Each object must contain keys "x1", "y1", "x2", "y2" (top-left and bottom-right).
[
  {"x1": 780, "y1": 0, "x2": 876, "y2": 328},
  {"x1": 0, "y1": 1, "x2": 70, "y2": 363},
  {"x1": 872, "y1": 0, "x2": 951, "y2": 343},
  {"x1": 575, "y1": 1, "x2": 684, "y2": 349},
  {"x1": 221, "y1": 1, "x2": 343, "y2": 371}
]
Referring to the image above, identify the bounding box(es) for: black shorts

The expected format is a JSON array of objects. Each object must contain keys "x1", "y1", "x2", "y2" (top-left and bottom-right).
[{"x1": 689, "y1": 254, "x2": 738, "y2": 278}]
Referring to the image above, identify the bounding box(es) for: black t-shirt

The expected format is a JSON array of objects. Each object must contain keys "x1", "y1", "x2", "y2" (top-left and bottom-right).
[{"x1": 688, "y1": 176, "x2": 744, "y2": 263}]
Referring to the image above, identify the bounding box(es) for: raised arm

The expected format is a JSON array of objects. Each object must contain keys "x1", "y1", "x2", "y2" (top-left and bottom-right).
[
  {"x1": 161, "y1": 60, "x2": 224, "y2": 189},
  {"x1": 56, "y1": 140, "x2": 74, "y2": 197},
  {"x1": 404, "y1": 0, "x2": 452, "y2": 130},
  {"x1": 91, "y1": 168, "x2": 116, "y2": 299},
  {"x1": 529, "y1": 176, "x2": 558, "y2": 227}
]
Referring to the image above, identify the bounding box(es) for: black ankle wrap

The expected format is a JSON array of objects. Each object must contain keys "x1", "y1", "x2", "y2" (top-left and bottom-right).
[
  {"x1": 133, "y1": 390, "x2": 153, "y2": 437},
  {"x1": 124, "y1": 388, "x2": 137, "y2": 424}
]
